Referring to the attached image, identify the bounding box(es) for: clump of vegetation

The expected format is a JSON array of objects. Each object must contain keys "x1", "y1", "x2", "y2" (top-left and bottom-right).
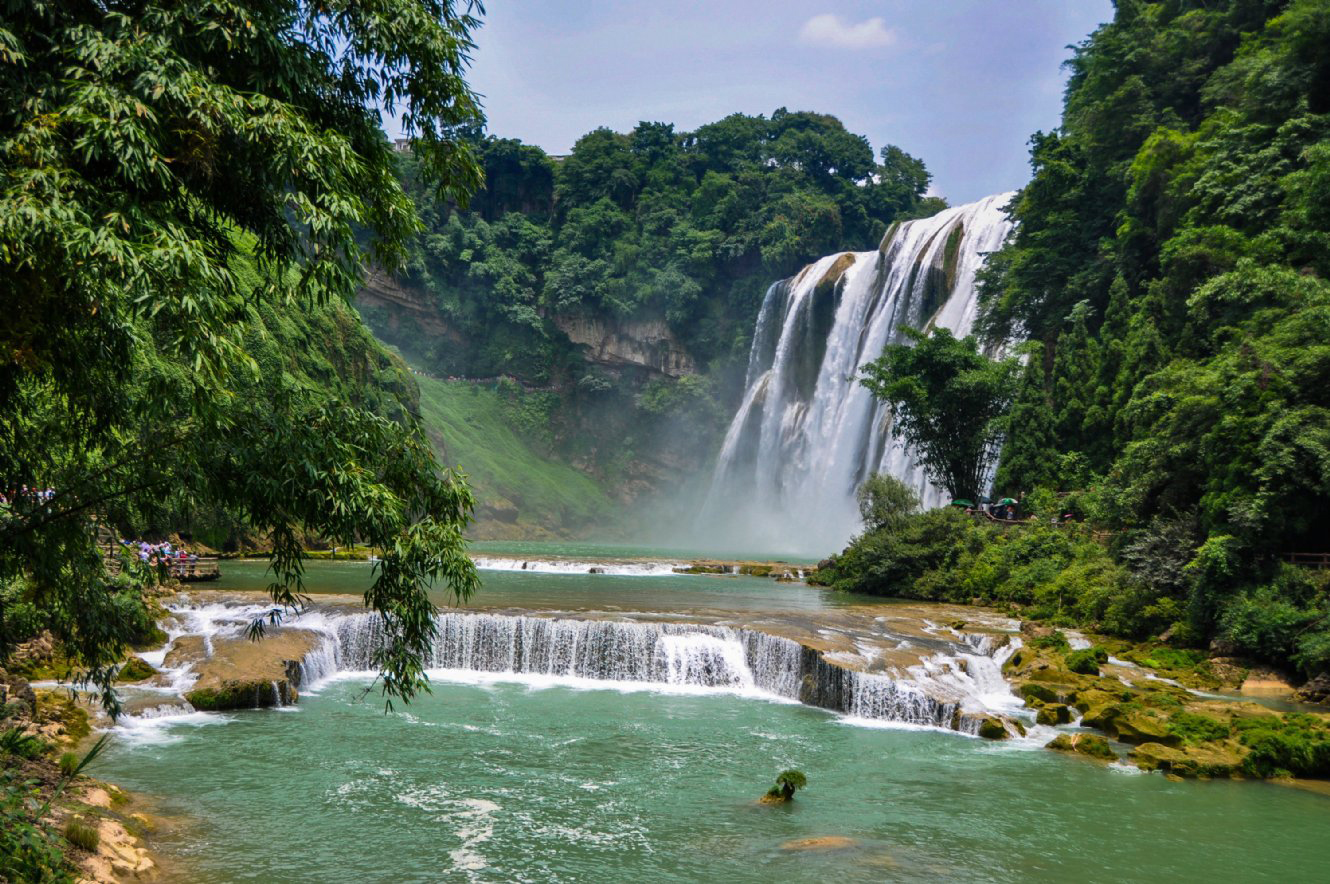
[
  {"x1": 1168, "y1": 712, "x2": 1231, "y2": 746},
  {"x1": 763, "y1": 769, "x2": 808, "y2": 803},
  {"x1": 62, "y1": 816, "x2": 99, "y2": 852},
  {"x1": 1235, "y1": 714, "x2": 1330, "y2": 779},
  {"x1": 1066, "y1": 647, "x2": 1108, "y2": 675},
  {"x1": 116, "y1": 658, "x2": 156, "y2": 684},
  {"x1": 1031, "y1": 631, "x2": 1071, "y2": 653},
  {"x1": 58, "y1": 752, "x2": 80, "y2": 778},
  {"x1": 0, "y1": 727, "x2": 45, "y2": 760}
]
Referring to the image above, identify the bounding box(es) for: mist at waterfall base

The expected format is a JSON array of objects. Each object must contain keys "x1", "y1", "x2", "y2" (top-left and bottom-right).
[{"x1": 691, "y1": 194, "x2": 1016, "y2": 558}]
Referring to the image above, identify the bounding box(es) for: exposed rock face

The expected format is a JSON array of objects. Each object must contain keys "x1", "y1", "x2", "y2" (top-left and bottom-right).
[
  {"x1": 552, "y1": 315, "x2": 694, "y2": 376},
  {"x1": 1294, "y1": 672, "x2": 1330, "y2": 704},
  {"x1": 358, "y1": 270, "x2": 456, "y2": 339},
  {"x1": 167, "y1": 629, "x2": 322, "y2": 711}
]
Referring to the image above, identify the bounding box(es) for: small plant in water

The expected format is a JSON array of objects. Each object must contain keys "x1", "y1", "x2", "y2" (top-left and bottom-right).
[{"x1": 763, "y1": 769, "x2": 807, "y2": 803}]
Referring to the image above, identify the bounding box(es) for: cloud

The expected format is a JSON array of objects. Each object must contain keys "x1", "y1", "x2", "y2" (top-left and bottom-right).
[{"x1": 798, "y1": 14, "x2": 897, "y2": 50}]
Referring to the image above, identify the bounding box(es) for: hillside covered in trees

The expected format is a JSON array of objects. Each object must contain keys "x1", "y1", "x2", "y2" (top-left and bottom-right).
[
  {"x1": 360, "y1": 111, "x2": 941, "y2": 511},
  {"x1": 820, "y1": 0, "x2": 1330, "y2": 682}
]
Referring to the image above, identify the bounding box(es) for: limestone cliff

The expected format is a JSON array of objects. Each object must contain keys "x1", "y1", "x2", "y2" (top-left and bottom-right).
[{"x1": 552, "y1": 314, "x2": 694, "y2": 377}]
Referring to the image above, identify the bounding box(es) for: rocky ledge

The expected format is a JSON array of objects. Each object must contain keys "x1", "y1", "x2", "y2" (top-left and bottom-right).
[
  {"x1": 1005, "y1": 629, "x2": 1330, "y2": 780},
  {"x1": 163, "y1": 629, "x2": 322, "y2": 711}
]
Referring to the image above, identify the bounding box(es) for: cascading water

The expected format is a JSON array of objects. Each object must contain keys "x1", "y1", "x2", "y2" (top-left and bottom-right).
[
  {"x1": 699, "y1": 193, "x2": 1016, "y2": 555},
  {"x1": 288, "y1": 610, "x2": 1009, "y2": 733}
]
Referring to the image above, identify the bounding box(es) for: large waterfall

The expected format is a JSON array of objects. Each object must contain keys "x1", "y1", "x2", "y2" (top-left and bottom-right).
[{"x1": 700, "y1": 193, "x2": 1016, "y2": 554}]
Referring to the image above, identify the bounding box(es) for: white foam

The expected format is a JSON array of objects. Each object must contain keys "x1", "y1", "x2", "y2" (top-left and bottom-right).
[{"x1": 471, "y1": 556, "x2": 683, "y2": 577}]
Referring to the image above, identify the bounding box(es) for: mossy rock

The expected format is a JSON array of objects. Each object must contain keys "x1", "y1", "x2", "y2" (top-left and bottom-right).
[
  {"x1": 186, "y1": 679, "x2": 294, "y2": 711},
  {"x1": 978, "y1": 717, "x2": 1009, "y2": 740},
  {"x1": 116, "y1": 657, "x2": 157, "y2": 683},
  {"x1": 1114, "y1": 711, "x2": 1179, "y2": 747},
  {"x1": 1080, "y1": 703, "x2": 1125, "y2": 733},
  {"x1": 1046, "y1": 733, "x2": 1116, "y2": 761},
  {"x1": 1071, "y1": 689, "x2": 1121, "y2": 714},
  {"x1": 1130, "y1": 741, "x2": 1244, "y2": 778},
  {"x1": 130, "y1": 624, "x2": 169, "y2": 652},
  {"x1": 1036, "y1": 704, "x2": 1073, "y2": 726},
  {"x1": 1018, "y1": 683, "x2": 1062, "y2": 705}
]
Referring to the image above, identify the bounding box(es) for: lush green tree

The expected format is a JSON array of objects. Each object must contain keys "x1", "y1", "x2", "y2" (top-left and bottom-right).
[
  {"x1": 856, "y1": 474, "x2": 921, "y2": 534},
  {"x1": 860, "y1": 329, "x2": 1018, "y2": 503},
  {"x1": 0, "y1": 0, "x2": 486, "y2": 709}
]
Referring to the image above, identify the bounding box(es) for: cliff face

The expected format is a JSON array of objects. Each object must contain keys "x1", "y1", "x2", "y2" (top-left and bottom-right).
[
  {"x1": 552, "y1": 315, "x2": 694, "y2": 377},
  {"x1": 358, "y1": 270, "x2": 456, "y2": 340},
  {"x1": 358, "y1": 272, "x2": 697, "y2": 378}
]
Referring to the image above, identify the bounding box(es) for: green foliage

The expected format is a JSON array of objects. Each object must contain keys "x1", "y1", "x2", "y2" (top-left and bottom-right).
[
  {"x1": 860, "y1": 328, "x2": 1018, "y2": 502},
  {"x1": 965, "y1": 0, "x2": 1330, "y2": 675},
  {"x1": 0, "y1": 0, "x2": 486, "y2": 710},
  {"x1": 1065, "y1": 646, "x2": 1108, "y2": 675},
  {"x1": 0, "y1": 770, "x2": 71, "y2": 883},
  {"x1": 856, "y1": 474, "x2": 921, "y2": 534},
  {"x1": 57, "y1": 752, "x2": 79, "y2": 779},
  {"x1": 1168, "y1": 712, "x2": 1231, "y2": 745},
  {"x1": 61, "y1": 817, "x2": 99, "y2": 853},
  {"x1": 0, "y1": 727, "x2": 45, "y2": 760},
  {"x1": 765, "y1": 769, "x2": 808, "y2": 801},
  {"x1": 414, "y1": 375, "x2": 614, "y2": 535},
  {"x1": 1235, "y1": 713, "x2": 1330, "y2": 778},
  {"x1": 1031, "y1": 631, "x2": 1072, "y2": 653}
]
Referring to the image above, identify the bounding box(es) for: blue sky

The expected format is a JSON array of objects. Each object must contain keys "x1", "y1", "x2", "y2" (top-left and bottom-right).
[{"x1": 424, "y1": 2, "x2": 1113, "y2": 204}]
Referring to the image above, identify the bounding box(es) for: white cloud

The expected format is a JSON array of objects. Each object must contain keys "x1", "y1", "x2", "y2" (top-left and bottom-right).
[{"x1": 798, "y1": 14, "x2": 897, "y2": 50}]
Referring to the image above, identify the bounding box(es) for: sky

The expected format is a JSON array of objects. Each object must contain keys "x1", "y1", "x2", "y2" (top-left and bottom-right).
[{"x1": 420, "y1": 1, "x2": 1115, "y2": 204}]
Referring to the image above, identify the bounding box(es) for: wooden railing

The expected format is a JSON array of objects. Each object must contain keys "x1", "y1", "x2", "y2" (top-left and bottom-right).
[{"x1": 170, "y1": 558, "x2": 220, "y2": 582}]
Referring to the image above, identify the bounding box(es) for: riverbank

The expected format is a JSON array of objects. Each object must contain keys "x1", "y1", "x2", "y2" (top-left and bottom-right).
[{"x1": 0, "y1": 670, "x2": 160, "y2": 882}]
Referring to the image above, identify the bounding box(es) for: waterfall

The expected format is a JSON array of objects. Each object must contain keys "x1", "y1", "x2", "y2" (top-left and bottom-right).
[
  {"x1": 699, "y1": 193, "x2": 1016, "y2": 555},
  {"x1": 285, "y1": 610, "x2": 1008, "y2": 733}
]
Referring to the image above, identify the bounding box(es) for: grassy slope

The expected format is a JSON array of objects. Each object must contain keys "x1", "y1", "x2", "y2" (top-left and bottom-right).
[{"x1": 412, "y1": 372, "x2": 614, "y2": 539}]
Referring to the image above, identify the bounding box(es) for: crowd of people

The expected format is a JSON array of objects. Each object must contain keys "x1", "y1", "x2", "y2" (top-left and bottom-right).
[
  {"x1": 120, "y1": 539, "x2": 204, "y2": 577},
  {"x1": 0, "y1": 486, "x2": 57, "y2": 506}
]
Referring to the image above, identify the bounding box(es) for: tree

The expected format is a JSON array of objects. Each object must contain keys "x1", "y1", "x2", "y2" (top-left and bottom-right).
[
  {"x1": 763, "y1": 769, "x2": 807, "y2": 803},
  {"x1": 856, "y1": 474, "x2": 921, "y2": 534},
  {"x1": 0, "y1": 0, "x2": 487, "y2": 710},
  {"x1": 860, "y1": 328, "x2": 1018, "y2": 503}
]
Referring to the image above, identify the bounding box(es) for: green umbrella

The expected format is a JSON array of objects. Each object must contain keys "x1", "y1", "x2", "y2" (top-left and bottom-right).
[
  {"x1": 950, "y1": 499, "x2": 975, "y2": 508},
  {"x1": 998, "y1": 498, "x2": 1019, "y2": 505}
]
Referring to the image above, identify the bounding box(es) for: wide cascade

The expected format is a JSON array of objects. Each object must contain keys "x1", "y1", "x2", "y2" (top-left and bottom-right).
[
  {"x1": 699, "y1": 193, "x2": 1015, "y2": 554},
  {"x1": 286, "y1": 610, "x2": 1014, "y2": 734}
]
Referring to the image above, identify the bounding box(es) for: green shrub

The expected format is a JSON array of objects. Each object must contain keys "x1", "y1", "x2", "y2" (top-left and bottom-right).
[
  {"x1": 1031, "y1": 631, "x2": 1071, "y2": 653},
  {"x1": 63, "y1": 816, "x2": 100, "y2": 852},
  {"x1": 0, "y1": 727, "x2": 46, "y2": 760},
  {"x1": 1235, "y1": 714, "x2": 1330, "y2": 778},
  {"x1": 1168, "y1": 712, "x2": 1230, "y2": 744},
  {"x1": 765, "y1": 769, "x2": 808, "y2": 802},
  {"x1": 58, "y1": 752, "x2": 80, "y2": 778},
  {"x1": 1065, "y1": 646, "x2": 1108, "y2": 675},
  {"x1": 0, "y1": 771, "x2": 71, "y2": 882}
]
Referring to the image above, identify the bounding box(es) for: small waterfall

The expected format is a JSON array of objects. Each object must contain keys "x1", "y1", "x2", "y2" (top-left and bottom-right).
[{"x1": 699, "y1": 194, "x2": 1016, "y2": 554}]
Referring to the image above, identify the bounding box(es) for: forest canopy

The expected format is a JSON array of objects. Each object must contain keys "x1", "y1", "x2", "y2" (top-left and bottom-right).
[{"x1": 0, "y1": 0, "x2": 487, "y2": 709}]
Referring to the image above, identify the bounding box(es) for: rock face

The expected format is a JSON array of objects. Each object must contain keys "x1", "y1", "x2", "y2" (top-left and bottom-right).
[
  {"x1": 167, "y1": 629, "x2": 322, "y2": 711},
  {"x1": 359, "y1": 270, "x2": 456, "y2": 338},
  {"x1": 1294, "y1": 672, "x2": 1330, "y2": 704},
  {"x1": 553, "y1": 315, "x2": 694, "y2": 376}
]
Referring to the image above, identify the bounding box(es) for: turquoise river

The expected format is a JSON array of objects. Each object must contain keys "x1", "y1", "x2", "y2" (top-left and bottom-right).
[{"x1": 94, "y1": 551, "x2": 1330, "y2": 882}]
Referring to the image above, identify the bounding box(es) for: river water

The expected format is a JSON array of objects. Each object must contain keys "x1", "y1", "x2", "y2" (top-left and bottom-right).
[{"x1": 96, "y1": 554, "x2": 1330, "y2": 882}]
